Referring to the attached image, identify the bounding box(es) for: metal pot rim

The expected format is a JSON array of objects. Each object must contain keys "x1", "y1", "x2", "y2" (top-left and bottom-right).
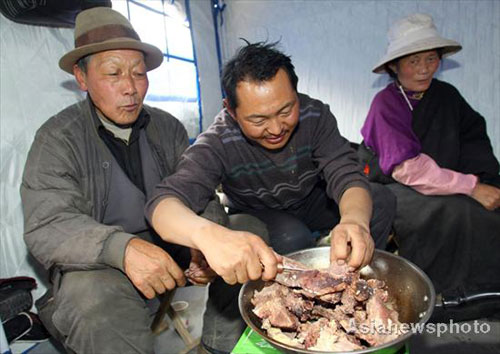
[{"x1": 238, "y1": 247, "x2": 436, "y2": 354}]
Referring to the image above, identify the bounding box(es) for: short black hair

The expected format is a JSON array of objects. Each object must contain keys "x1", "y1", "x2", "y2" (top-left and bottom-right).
[{"x1": 222, "y1": 41, "x2": 298, "y2": 110}]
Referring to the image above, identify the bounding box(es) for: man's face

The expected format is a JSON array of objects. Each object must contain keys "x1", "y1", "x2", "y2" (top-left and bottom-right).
[
  {"x1": 390, "y1": 50, "x2": 440, "y2": 92},
  {"x1": 74, "y1": 49, "x2": 149, "y2": 125},
  {"x1": 228, "y1": 68, "x2": 299, "y2": 150}
]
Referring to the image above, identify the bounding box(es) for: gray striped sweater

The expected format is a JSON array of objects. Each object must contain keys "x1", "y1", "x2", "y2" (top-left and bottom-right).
[{"x1": 147, "y1": 93, "x2": 370, "y2": 216}]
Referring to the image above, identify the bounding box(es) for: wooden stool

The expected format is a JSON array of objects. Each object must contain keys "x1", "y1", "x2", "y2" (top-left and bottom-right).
[{"x1": 151, "y1": 290, "x2": 201, "y2": 354}]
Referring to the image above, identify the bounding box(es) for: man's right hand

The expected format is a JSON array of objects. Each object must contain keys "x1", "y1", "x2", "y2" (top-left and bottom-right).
[
  {"x1": 151, "y1": 197, "x2": 279, "y2": 285},
  {"x1": 123, "y1": 238, "x2": 186, "y2": 299},
  {"x1": 197, "y1": 228, "x2": 279, "y2": 285},
  {"x1": 471, "y1": 183, "x2": 500, "y2": 211}
]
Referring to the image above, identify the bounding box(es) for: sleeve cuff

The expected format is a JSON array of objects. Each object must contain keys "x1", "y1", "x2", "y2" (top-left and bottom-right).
[
  {"x1": 101, "y1": 232, "x2": 136, "y2": 272},
  {"x1": 464, "y1": 174, "x2": 479, "y2": 196},
  {"x1": 144, "y1": 194, "x2": 165, "y2": 225}
]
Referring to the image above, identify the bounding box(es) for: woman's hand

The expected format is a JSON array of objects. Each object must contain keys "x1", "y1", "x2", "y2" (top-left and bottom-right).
[{"x1": 470, "y1": 183, "x2": 500, "y2": 210}]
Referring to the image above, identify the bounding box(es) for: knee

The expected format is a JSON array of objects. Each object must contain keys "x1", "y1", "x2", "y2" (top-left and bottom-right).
[
  {"x1": 228, "y1": 213, "x2": 270, "y2": 244},
  {"x1": 53, "y1": 269, "x2": 144, "y2": 335},
  {"x1": 370, "y1": 183, "x2": 397, "y2": 227},
  {"x1": 371, "y1": 183, "x2": 397, "y2": 214},
  {"x1": 368, "y1": 183, "x2": 397, "y2": 248},
  {"x1": 267, "y1": 219, "x2": 313, "y2": 254},
  {"x1": 228, "y1": 212, "x2": 314, "y2": 254}
]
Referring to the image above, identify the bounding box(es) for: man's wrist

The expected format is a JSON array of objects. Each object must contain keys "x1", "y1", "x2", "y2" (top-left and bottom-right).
[
  {"x1": 191, "y1": 219, "x2": 226, "y2": 251},
  {"x1": 338, "y1": 217, "x2": 370, "y2": 232},
  {"x1": 101, "y1": 232, "x2": 136, "y2": 272}
]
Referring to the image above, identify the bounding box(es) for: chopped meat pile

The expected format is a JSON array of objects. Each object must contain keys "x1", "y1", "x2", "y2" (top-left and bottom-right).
[{"x1": 251, "y1": 258, "x2": 407, "y2": 351}]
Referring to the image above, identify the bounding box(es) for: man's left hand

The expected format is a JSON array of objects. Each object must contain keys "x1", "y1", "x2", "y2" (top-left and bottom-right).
[
  {"x1": 123, "y1": 238, "x2": 186, "y2": 299},
  {"x1": 329, "y1": 221, "x2": 374, "y2": 270}
]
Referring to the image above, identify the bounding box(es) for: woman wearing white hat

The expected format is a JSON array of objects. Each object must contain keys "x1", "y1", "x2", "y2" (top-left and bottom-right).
[{"x1": 360, "y1": 13, "x2": 500, "y2": 318}]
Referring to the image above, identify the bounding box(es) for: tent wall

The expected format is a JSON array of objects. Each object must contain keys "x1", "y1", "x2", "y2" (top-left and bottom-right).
[
  {"x1": 190, "y1": 0, "x2": 224, "y2": 131},
  {"x1": 0, "y1": 13, "x2": 81, "y2": 298},
  {"x1": 218, "y1": 0, "x2": 500, "y2": 158},
  {"x1": 0, "y1": 0, "x2": 221, "y2": 298}
]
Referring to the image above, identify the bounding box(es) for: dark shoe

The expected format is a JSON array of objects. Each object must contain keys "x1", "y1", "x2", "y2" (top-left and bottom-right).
[
  {"x1": 0, "y1": 289, "x2": 32, "y2": 321},
  {"x1": 0, "y1": 276, "x2": 37, "y2": 321}
]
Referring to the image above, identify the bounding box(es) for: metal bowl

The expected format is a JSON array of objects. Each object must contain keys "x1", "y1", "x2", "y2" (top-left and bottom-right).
[{"x1": 239, "y1": 247, "x2": 435, "y2": 354}]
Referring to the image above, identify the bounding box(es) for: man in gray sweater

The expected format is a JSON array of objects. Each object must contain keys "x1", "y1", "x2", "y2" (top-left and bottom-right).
[
  {"x1": 21, "y1": 7, "x2": 227, "y2": 353},
  {"x1": 147, "y1": 42, "x2": 396, "y2": 353}
]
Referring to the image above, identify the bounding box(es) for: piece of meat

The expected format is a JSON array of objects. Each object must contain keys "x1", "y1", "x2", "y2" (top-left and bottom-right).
[
  {"x1": 283, "y1": 291, "x2": 314, "y2": 321},
  {"x1": 275, "y1": 257, "x2": 356, "y2": 297},
  {"x1": 354, "y1": 309, "x2": 367, "y2": 323},
  {"x1": 366, "y1": 290, "x2": 400, "y2": 327},
  {"x1": 338, "y1": 286, "x2": 358, "y2": 314},
  {"x1": 317, "y1": 291, "x2": 343, "y2": 304},
  {"x1": 299, "y1": 318, "x2": 364, "y2": 352},
  {"x1": 275, "y1": 268, "x2": 349, "y2": 296},
  {"x1": 353, "y1": 279, "x2": 373, "y2": 302},
  {"x1": 293, "y1": 288, "x2": 343, "y2": 305},
  {"x1": 297, "y1": 318, "x2": 333, "y2": 348},
  {"x1": 357, "y1": 289, "x2": 404, "y2": 346},
  {"x1": 367, "y1": 278, "x2": 386, "y2": 289},
  {"x1": 252, "y1": 283, "x2": 299, "y2": 330},
  {"x1": 252, "y1": 282, "x2": 315, "y2": 329},
  {"x1": 252, "y1": 282, "x2": 282, "y2": 303},
  {"x1": 311, "y1": 305, "x2": 348, "y2": 323},
  {"x1": 262, "y1": 319, "x2": 304, "y2": 348}
]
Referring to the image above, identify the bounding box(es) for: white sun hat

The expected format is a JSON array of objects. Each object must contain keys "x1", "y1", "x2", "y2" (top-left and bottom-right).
[{"x1": 373, "y1": 13, "x2": 462, "y2": 74}]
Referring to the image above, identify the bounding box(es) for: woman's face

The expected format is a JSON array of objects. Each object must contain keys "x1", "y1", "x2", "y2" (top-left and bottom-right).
[{"x1": 390, "y1": 50, "x2": 440, "y2": 92}]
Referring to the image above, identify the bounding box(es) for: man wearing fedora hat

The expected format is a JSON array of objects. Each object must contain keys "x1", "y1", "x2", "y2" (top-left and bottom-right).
[
  {"x1": 20, "y1": 7, "x2": 227, "y2": 353},
  {"x1": 360, "y1": 13, "x2": 500, "y2": 320}
]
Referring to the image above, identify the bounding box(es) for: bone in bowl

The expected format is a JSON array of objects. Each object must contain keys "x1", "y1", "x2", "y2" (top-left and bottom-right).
[{"x1": 238, "y1": 247, "x2": 435, "y2": 354}]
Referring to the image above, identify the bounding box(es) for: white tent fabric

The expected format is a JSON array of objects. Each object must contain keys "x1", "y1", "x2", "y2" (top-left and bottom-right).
[
  {"x1": 0, "y1": 13, "x2": 82, "y2": 300},
  {"x1": 218, "y1": 0, "x2": 499, "y2": 158},
  {"x1": 189, "y1": 0, "x2": 224, "y2": 131}
]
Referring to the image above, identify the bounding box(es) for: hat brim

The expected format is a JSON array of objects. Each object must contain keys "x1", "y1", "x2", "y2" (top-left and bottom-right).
[
  {"x1": 372, "y1": 37, "x2": 462, "y2": 74},
  {"x1": 59, "y1": 38, "x2": 164, "y2": 74}
]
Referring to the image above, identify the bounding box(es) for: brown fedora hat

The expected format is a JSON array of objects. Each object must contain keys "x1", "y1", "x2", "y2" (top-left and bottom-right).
[{"x1": 59, "y1": 7, "x2": 163, "y2": 74}]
